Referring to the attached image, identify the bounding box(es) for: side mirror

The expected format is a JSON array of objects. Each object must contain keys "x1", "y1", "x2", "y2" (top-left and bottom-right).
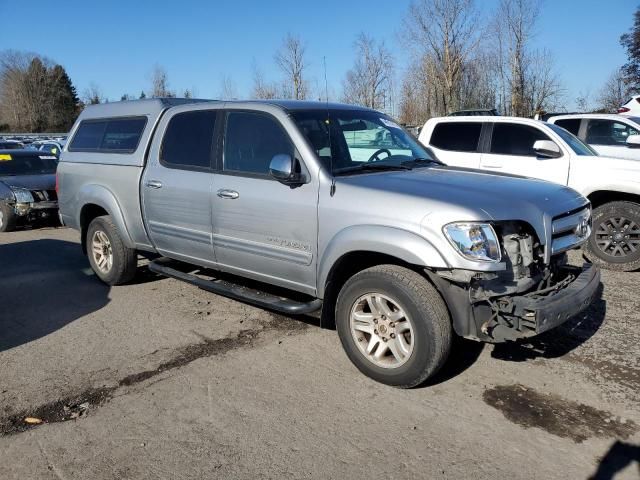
[
  {"x1": 626, "y1": 134, "x2": 640, "y2": 148},
  {"x1": 533, "y1": 140, "x2": 561, "y2": 158},
  {"x1": 269, "y1": 154, "x2": 304, "y2": 185}
]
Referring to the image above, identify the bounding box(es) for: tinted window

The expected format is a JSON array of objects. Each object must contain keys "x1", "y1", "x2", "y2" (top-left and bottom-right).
[
  {"x1": 586, "y1": 119, "x2": 639, "y2": 146},
  {"x1": 430, "y1": 122, "x2": 482, "y2": 152},
  {"x1": 100, "y1": 118, "x2": 147, "y2": 151},
  {"x1": 554, "y1": 118, "x2": 581, "y2": 136},
  {"x1": 70, "y1": 117, "x2": 146, "y2": 153},
  {"x1": 224, "y1": 112, "x2": 293, "y2": 175},
  {"x1": 547, "y1": 124, "x2": 596, "y2": 156},
  {"x1": 0, "y1": 154, "x2": 57, "y2": 176},
  {"x1": 490, "y1": 123, "x2": 550, "y2": 156},
  {"x1": 161, "y1": 110, "x2": 217, "y2": 168}
]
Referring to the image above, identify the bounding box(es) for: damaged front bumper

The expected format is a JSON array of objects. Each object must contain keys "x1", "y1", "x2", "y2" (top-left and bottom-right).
[
  {"x1": 482, "y1": 264, "x2": 600, "y2": 342},
  {"x1": 13, "y1": 200, "x2": 59, "y2": 222},
  {"x1": 428, "y1": 263, "x2": 601, "y2": 343}
]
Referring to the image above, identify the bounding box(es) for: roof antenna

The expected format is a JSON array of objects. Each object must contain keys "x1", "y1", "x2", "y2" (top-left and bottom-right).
[{"x1": 324, "y1": 56, "x2": 336, "y2": 197}]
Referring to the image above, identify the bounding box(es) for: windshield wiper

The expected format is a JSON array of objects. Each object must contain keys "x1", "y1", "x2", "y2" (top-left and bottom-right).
[
  {"x1": 401, "y1": 157, "x2": 444, "y2": 167},
  {"x1": 334, "y1": 163, "x2": 412, "y2": 176}
]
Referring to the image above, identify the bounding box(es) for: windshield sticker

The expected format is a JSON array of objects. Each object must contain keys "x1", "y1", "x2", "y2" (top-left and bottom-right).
[
  {"x1": 39, "y1": 155, "x2": 57, "y2": 160},
  {"x1": 0, "y1": 154, "x2": 12, "y2": 161},
  {"x1": 380, "y1": 118, "x2": 401, "y2": 129}
]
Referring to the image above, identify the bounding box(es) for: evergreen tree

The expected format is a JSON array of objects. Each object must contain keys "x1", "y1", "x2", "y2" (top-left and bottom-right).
[
  {"x1": 139, "y1": 90, "x2": 146, "y2": 99},
  {"x1": 47, "y1": 65, "x2": 79, "y2": 131},
  {"x1": 621, "y1": 7, "x2": 640, "y2": 92}
]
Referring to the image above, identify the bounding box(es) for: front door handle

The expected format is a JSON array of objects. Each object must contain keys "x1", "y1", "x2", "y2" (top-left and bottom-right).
[
  {"x1": 217, "y1": 189, "x2": 239, "y2": 199},
  {"x1": 145, "y1": 180, "x2": 163, "y2": 189}
]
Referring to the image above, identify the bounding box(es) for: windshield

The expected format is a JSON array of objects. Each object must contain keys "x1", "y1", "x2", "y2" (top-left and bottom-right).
[
  {"x1": 291, "y1": 109, "x2": 438, "y2": 175},
  {"x1": 0, "y1": 154, "x2": 57, "y2": 176},
  {"x1": 547, "y1": 123, "x2": 597, "y2": 156}
]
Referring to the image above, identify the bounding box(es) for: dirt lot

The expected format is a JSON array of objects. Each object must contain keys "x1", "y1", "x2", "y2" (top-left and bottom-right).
[{"x1": 0, "y1": 227, "x2": 638, "y2": 479}]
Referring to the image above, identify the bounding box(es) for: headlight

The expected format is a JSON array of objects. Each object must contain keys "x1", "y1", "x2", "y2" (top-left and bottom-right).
[
  {"x1": 443, "y1": 222, "x2": 501, "y2": 262},
  {"x1": 11, "y1": 187, "x2": 34, "y2": 203}
]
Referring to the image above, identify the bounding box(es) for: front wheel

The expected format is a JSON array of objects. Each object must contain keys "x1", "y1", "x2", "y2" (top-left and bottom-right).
[
  {"x1": 0, "y1": 203, "x2": 16, "y2": 232},
  {"x1": 86, "y1": 215, "x2": 137, "y2": 285},
  {"x1": 335, "y1": 265, "x2": 452, "y2": 388},
  {"x1": 584, "y1": 201, "x2": 640, "y2": 272}
]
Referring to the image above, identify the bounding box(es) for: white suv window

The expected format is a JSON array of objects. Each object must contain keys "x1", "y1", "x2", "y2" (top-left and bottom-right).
[{"x1": 586, "y1": 119, "x2": 639, "y2": 146}]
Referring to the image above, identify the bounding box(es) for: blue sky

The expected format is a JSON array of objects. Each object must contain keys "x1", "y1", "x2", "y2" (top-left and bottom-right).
[{"x1": 0, "y1": 0, "x2": 636, "y2": 109}]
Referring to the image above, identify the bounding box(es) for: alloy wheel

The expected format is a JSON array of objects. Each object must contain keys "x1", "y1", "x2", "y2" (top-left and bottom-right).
[
  {"x1": 349, "y1": 293, "x2": 415, "y2": 369},
  {"x1": 595, "y1": 216, "x2": 640, "y2": 258},
  {"x1": 91, "y1": 230, "x2": 113, "y2": 274}
]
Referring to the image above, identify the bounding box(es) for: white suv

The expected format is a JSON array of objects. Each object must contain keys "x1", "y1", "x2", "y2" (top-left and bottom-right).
[
  {"x1": 419, "y1": 116, "x2": 640, "y2": 271},
  {"x1": 547, "y1": 114, "x2": 640, "y2": 161}
]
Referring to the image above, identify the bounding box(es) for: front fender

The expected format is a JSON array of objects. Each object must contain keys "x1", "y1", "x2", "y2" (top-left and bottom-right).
[
  {"x1": 317, "y1": 225, "x2": 449, "y2": 298},
  {"x1": 0, "y1": 182, "x2": 13, "y2": 202},
  {"x1": 76, "y1": 184, "x2": 135, "y2": 248}
]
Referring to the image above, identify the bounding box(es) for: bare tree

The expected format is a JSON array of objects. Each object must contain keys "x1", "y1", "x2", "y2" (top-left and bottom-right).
[
  {"x1": 251, "y1": 62, "x2": 279, "y2": 99},
  {"x1": 524, "y1": 48, "x2": 564, "y2": 115},
  {"x1": 219, "y1": 74, "x2": 238, "y2": 100},
  {"x1": 274, "y1": 34, "x2": 309, "y2": 99},
  {"x1": 150, "y1": 64, "x2": 174, "y2": 98},
  {"x1": 83, "y1": 82, "x2": 104, "y2": 105},
  {"x1": 342, "y1": 33, "x2": 394, "y2": 110},
  {"x1": 597, "y1": 69, "x2": 629, "y2": 113},
  {"x1": 403, "y1": 0, "x2": 481, "y2": 114}
]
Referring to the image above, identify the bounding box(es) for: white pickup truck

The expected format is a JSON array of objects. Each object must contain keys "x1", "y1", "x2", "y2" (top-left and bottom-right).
[{"x1": 419, "y1": 116, "x2": 640, "y2": 271}]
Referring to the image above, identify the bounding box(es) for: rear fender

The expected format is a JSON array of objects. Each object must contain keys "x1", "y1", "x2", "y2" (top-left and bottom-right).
[{"x1": 77, "y1": 184, "x2": 134, "y2": 248}]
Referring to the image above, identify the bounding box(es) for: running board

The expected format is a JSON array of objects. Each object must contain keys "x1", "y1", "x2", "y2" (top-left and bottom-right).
[{"x1": 148, "y1": 258, "x2": 322, "y2": 315}]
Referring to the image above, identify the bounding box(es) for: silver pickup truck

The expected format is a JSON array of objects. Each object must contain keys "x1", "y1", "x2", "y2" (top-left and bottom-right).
[{"x1": 58, "y1": 98, "x2": 600, "y2": 387}]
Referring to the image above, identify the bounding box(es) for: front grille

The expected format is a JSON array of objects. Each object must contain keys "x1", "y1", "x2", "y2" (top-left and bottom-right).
[
  {"x1": 550, "y1": 205, "x2": 591, "y2": 255},
  {"x1": 29, "y1": 190, "x2": 58, "y2": 202}
]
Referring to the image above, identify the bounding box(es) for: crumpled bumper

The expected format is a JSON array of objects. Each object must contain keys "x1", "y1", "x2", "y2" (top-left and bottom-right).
[{"x1": 488, "y1": 264, "x2": 600, "y2": 341}]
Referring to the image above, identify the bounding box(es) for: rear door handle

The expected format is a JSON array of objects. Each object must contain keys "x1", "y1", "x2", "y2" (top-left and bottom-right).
[
  {"x1": 145, "y1": 180, "x2": 163, "y2": 189},
  {"x1": 217, "y1": 189, "x2": 239, "y2": 199}
]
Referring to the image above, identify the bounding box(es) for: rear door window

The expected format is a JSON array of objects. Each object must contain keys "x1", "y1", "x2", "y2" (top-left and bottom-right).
[
  {"x1": 160, "y1": 110, "x2": 217, "y2": 169},
  {"x1": 490, "y1": 123, "x2": 550, "y2": 156},
  {"x1": 554, "y1": 118, "x2": 581, "y2": 136},
  {"x1": 69, "y1": 117, "x2": 147, "y2": 153},
  {"x1": 430, "y1": 122, "x2": 482, "y2": 152},
  {"x1": 586, "y1": 119, "x2": 639, "y2": 145}
]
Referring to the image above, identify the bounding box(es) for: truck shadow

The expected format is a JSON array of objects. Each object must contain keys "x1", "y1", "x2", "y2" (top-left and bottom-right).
[
  {"x1": 0, "y1": 239, "x2": 110, "y2": 352},
  {"x1": 589, "y1": 440, "x2": 640, "y2": 480},
  {"x1": 490, "y1": 284, "x2": 606, "y2": 361}
]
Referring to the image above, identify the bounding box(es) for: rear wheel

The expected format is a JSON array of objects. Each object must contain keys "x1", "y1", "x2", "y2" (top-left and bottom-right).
[
  {"x1": 335, "y1": 265, "x2": 452, "y2": 388},
  {"x1": 584, "y1": 201, "x2": 640, "y2": 272},
  {"x1": 86, "y1": 215, "x2": 137, "y2": 285},
  {"x1": 0, "y1": 203, "x2": 16, "y2": 232}
]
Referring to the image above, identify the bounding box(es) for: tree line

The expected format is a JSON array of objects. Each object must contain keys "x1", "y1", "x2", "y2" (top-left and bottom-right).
[{"x1": 2, "y1": 0, "x2": 640, "y2": 132}]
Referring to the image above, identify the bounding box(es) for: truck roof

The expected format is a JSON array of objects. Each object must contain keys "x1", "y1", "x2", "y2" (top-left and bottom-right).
[{"x1": 78, "y1": 97, "x2": 215, "y2": 120}]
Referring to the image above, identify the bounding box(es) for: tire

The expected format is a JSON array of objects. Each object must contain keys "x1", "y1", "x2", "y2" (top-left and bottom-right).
[
  {"x1": 0, "y1": 203, "x2": 16, "y2": 232},
  {"x1": 86, "y1": 215, "x2": 137, "y2": 285},
  {"x1": 584, "y1": 201, "x2": 640, "y2": 272},
  {"x1": 335, "y1": 265, "x2": 452, "y2": 388}
]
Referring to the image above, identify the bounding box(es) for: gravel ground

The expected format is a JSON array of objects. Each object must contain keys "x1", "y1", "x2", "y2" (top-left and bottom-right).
[{"x1": 0, "y1": 227, "x2": 638, "y2": 479}]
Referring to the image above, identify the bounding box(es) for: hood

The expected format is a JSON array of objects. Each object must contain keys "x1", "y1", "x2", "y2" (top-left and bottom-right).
[
  {"x1": 0, "y1": 173, "x2": 55, "y2": 191},
  {"x1": 583, "y1": 155, "x2": 640, "y2": 174},
  {"x1": 338, "y1": 166, "x2": 587, "y2": 220}
]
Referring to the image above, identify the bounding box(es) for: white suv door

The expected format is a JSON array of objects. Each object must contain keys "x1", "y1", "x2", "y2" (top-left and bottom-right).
[
  {"x1": 421, "y1": 121, "x2": 483, "y2": 168},
  {"x1": 479, "y1": 122, "x2": 570, "y2": 185},
  {"x1": 584, "y1": 118, "x2": 640, "y2": 160}
]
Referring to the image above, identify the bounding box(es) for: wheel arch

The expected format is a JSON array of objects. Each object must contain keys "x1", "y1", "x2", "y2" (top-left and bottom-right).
[
  {"x1": 78, "y1": 185, "x2": 134, "y2": 253},
  {"x1": 317, "y1": 226, "x2": 449, "y2": 329},
  {"x1": 587, "y1": 190, "x2": 640, "y2": 209}
]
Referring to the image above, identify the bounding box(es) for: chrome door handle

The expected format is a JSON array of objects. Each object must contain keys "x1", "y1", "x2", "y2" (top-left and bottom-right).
[
  {"x1": 217, "y1": 189, "x2": 239, "y2": 199},
  {"x1": 145, "y1": 180, "x2": 163, "y2": 189}
]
